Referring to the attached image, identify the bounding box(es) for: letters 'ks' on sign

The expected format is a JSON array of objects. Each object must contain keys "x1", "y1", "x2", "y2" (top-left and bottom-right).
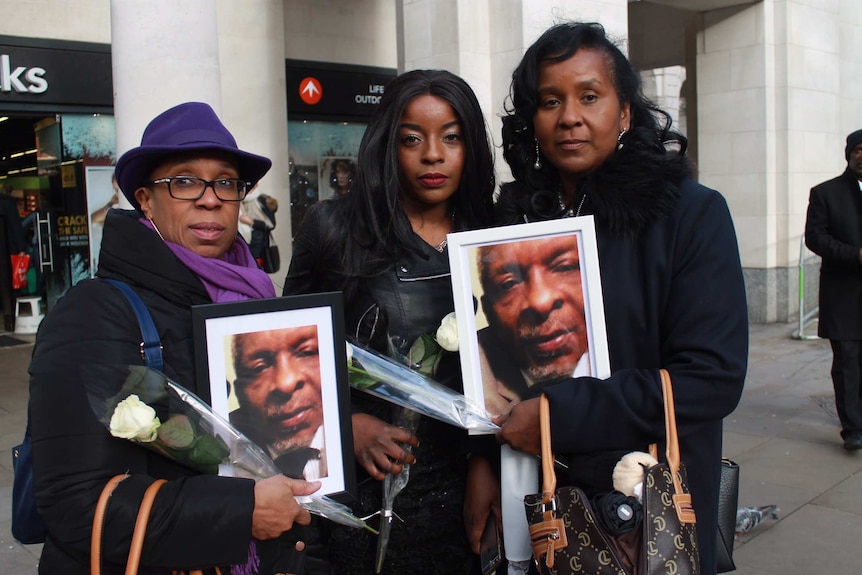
[
  {"x1": 300, "y1": 77, "x2": 323, "y2": 105},
  {"x1": 1, "y1": 54, "x2": 47, "y2": 94}
]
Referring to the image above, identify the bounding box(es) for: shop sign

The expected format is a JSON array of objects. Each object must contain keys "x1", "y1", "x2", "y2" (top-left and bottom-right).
[
  {"x1": 286, "y1": 60, "x2": 396, "y2": 122},
  {"x1": 62, "y1": 164, "x2": 77, "y2": 188},
  {"x1": 1, "y1": 54, "x2": 47, "y2": 93},
  {"x1": 0, "y1": 37, "x2": 112, "y2": 106},
  {"x1": 56, "y1": 213, "x2": 89, "y2": 248}
]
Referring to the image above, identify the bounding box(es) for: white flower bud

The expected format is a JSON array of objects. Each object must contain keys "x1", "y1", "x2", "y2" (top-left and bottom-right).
[
  {"x1": 436, "y1": 312, "x2": 459, "y2": 352},
  {"x1": 109, "y1": 394, "x2": 161, "y2": 442}
]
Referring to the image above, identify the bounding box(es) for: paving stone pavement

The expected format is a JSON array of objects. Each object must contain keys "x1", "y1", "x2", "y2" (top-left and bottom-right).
[{"x1": 0, "y1": 323, "x2": 859, "y2": 574}]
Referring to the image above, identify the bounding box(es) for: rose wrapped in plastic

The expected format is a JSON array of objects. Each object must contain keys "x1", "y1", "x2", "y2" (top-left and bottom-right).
[
  {"x1": 345, "y1": 339, "x2": 498, "y2": 433},
  {"x1": 435, "y1": 311, "x2": 459, "y2": 352},
  {"x1": 83, "y1": 363, "x2": 374, "y2": 531},
  {"x1": 344, "y1": 313, "x2": 498, "y2": 572},
  {"x1": 110, "y1": 395, "x2": 161, "y2": 441}
]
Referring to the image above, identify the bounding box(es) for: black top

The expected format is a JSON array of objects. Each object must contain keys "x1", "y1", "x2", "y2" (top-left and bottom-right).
[{"x1": 284, "y1": 200, "x2": 478, "y2": 574}]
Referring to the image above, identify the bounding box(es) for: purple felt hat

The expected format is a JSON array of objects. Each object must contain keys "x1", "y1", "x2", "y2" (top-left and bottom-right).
[{"x1": 115, "y1": 102, "x2": 272, "y2": 210}]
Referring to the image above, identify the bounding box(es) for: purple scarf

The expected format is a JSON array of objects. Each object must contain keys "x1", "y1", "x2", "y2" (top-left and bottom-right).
[{"x1": 140, "y1": 219, "x2": 276, "y2": 302}]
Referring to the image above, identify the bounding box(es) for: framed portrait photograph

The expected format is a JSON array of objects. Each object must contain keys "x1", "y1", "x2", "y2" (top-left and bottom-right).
[
  {"x1": 447, "y1": 216, "x2": 610, "y2": 432},
  {"x1": 192, "y1": 293, "x2": 355, "y2": 500}
]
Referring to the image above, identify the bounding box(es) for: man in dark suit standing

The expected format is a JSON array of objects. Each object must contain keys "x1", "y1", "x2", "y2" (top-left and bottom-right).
[{"x1": 805, "y1": 129, "x2": 862, "y2": 450}]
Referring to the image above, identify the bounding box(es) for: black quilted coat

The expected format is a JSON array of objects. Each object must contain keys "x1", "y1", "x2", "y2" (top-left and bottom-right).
[{"x1": 29, "y1": 210, "x2": 302, "y2": 574}]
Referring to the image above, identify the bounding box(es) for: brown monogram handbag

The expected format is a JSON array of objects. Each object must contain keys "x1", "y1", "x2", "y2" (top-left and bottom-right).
[{"x1": 524, "y1": 369, "x2": 700, "y2": 575}]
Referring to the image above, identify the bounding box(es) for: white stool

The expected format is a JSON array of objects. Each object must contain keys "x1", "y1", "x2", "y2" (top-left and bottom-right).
[{"x1": 14, "y1": 296, "x2": 44, "y2": 335}]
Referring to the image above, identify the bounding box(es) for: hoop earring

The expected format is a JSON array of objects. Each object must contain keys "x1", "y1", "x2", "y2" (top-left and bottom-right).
[
  {"x1": 533, "y1": 139, "x2": 542, "y2": 170},
  {"x1": 617, "y1": 129, "x2": 627, "y2": 151},
  {"x1": 148, "y1": 216, "x2": 166, "y2": 242}
]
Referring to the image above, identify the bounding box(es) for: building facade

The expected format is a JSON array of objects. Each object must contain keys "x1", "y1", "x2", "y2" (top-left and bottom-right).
[{"x1": 1, "y1": 0, "x2": 860, "y2": 323}]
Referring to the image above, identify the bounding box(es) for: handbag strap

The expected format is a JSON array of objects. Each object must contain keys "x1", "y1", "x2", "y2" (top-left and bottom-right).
[
  {"x1": 537, "y1": 369, "x2": 695, "y2": 523},
  {"x1": 91, "y1": 474, "x2": 129, "y2": 575},
  {"x1": 91, "y1": 476, "x2": 167, "y2": 575},
  {"x1": 126, "y1": 479, "x2": 167, "y2": 575},
  {"x1": 650, "y1": 369, "x2": 681, "y2": 477},
  {"x1": 102, "y1": 279, "x2": 164, "y2": 373},
  {"x1": 538, "y1": 394, "x2": 556, "y2": 506},
  {"x1": 653, "y1": 369, "x2": 697, "y2": 523},
  {"x1": 91, "y1": 477, "x2": 220, "y2": 575}
]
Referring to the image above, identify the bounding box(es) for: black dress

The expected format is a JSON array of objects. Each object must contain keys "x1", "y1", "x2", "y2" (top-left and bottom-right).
[{"x1": 284, "y1": 201, "x2": 478, "y2": 574}]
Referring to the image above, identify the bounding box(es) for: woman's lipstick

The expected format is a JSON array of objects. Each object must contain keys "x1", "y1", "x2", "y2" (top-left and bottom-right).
[{"x1": 419, "y1": 173, "x2": 448, "y2": 187}]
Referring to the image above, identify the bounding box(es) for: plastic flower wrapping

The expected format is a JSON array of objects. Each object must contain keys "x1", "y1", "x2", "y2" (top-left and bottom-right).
[
  {"x1": 345, "y1": 340, "x2": 499, "y2": 434},
  {"x1": 345, "y1": 312, "x2": 498, "y2": 572},
  {"x1": 83, "y1": 364, "x2": 374, "y2": 532}
]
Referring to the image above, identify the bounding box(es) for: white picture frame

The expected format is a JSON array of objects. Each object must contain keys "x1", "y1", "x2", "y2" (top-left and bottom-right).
[{"x1": 447, "y1": 216, "x2": 610, "y2": 433}]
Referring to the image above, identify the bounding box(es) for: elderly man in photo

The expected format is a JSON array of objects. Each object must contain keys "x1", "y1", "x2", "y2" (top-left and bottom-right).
[
  {"x1": 805, "y1": 129, "x2": 862, "y2": 451},
  {"x1": 230, "y1": 325, "x2": 328, "y2": 478},
  {"x1": 477, "y1": 235, "x2": 590, "y2": 417}
]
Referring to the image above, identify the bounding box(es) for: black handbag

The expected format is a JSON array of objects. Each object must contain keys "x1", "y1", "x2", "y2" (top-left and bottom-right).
[
  {"x1": 262, "y1": 234, "x2": 280, "y2": 274},
  {"x1": 715, "y1": 459, "x2": 739, "y2": 572},
  {"x1": 525, "y1": 369, "x2": 700, "y2": 575},
  {"x1": 11, "y1": 415, "x2": 46, "y2": 544}
]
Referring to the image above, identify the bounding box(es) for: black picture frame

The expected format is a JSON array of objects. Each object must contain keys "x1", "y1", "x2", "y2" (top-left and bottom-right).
[{"x1": 192, "y1": 292, "x2": 355, "y2": 502}]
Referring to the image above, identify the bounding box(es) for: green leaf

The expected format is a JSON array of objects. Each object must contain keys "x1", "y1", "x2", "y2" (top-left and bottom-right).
[
  {"x1": 348, "y1": 369, "x2": 380, "y2": 390},
  {"x1": 190, "y1": 433, "x2": 230, "y2": 469},
  {"x1": 408, "y1": 336, "x2": 428, "y2": 364},
  {"x1": 409, "y1": 334, "x2": 443, "y2": 377},
  {"x1": 157, "y1": 415, "x2": 196, "y2": 450}
]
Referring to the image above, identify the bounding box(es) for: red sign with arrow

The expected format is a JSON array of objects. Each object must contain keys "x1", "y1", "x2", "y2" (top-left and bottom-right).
[{"x1": 299, "y1": 77, "x2": 322, "y2": 105}]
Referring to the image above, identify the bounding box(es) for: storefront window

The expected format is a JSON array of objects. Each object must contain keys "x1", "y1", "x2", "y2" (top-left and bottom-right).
[
  {"x1": 50, "y1": 113, "x2": 116, "y2": 290},
  {"x1": 287, "y1": 120, "x2": 365, "y2": 238}
]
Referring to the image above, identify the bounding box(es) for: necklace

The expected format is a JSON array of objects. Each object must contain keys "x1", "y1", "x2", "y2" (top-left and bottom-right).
[
  {"x1": 559, "y1": 191, "x2": 587, "y2": 218},
  {"x1": 431, "y1": 208, "x2": 456, "y2": 252}
]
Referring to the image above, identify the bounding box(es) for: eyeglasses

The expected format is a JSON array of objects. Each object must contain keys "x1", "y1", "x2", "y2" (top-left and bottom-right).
[{"x1": 148, "y1": 176, "x2": 251, "y2": 202}]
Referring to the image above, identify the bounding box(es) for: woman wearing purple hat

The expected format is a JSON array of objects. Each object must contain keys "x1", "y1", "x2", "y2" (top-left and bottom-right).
[{"x1": 28, "y1": 102, "x2": 318, "y2": 574}]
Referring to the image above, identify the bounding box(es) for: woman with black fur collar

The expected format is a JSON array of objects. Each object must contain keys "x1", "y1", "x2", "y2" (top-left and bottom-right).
[{"x1": 472, "y1": 22, "x2": 748, "y2": 575}]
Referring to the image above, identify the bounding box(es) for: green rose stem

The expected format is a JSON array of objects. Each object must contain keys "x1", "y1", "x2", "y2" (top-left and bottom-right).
[{"x1": 371, "y1": 331, "x2": 445, "y2": 573}]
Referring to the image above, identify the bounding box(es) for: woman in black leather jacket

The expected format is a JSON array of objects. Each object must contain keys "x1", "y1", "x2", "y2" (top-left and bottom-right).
[{"x1": 283, "y1": 69, "x2": 496, "y2": 574}]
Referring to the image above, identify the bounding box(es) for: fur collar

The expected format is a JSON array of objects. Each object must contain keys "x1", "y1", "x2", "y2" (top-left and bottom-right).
[{"x1": 496, "y1": 145, "x2": 692, "y2": 238}]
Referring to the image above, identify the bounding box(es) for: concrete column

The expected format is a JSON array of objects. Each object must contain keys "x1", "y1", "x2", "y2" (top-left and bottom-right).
[
  {"x1": 640, "y1": 67, "x2": 686, "y2": 135},
  {"x1": 216, "y1": 0, "x2": 290, "y2": 279},
  {"x1": 110, "y1": 0, "x2": 222, "y2": 208},
  {"x1": 697, "y1": 1, "x2": 862, "y2": 322}
]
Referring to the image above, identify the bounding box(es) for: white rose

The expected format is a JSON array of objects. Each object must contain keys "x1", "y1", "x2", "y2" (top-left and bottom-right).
[
  {"x1": 109, "y1": 394, "x2": 161, "y2": 442},
  {"x1": 346, "y1": 342, "x2": 354, "y2": 364},
  {"x1": 436, "y1": 312, "x2": 459, "y2": 352}
]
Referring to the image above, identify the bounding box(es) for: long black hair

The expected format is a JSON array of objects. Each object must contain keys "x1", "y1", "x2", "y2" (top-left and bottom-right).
[
  {"x1": 500, "y1": 22, "x2": 691, "y2": 232},
  {"x1": 327, "y1": 69, "x2": 495, "y2": 276}
]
